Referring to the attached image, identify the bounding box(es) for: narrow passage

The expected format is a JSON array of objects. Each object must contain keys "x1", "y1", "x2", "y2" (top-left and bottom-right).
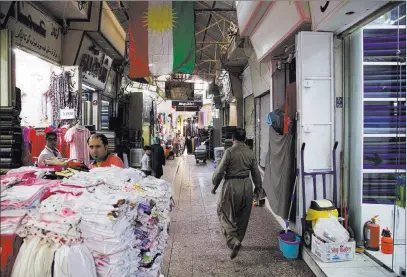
[{"x1": 162, "y1": 156, "x2": 315, "y2": 277}]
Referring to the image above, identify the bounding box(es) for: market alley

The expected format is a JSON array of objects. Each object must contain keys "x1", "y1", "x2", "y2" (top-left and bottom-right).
[{"x1": 161, "y1": 155, "x2": 315, "y2": 277}]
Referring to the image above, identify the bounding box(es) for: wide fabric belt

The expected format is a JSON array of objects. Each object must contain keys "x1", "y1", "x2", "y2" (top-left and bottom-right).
[{"x1": 224, "y1": 175, "x2": 249, "y2": 180}]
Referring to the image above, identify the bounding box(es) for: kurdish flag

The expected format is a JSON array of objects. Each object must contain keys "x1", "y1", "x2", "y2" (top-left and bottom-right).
[{"x1": 128, "y1": 1, "x2": 195, "y2": 78}]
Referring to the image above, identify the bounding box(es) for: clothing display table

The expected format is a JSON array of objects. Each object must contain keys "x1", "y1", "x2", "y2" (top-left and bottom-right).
[{"x1": 0, "y1": 165, "x2": 172, "y2": 277}]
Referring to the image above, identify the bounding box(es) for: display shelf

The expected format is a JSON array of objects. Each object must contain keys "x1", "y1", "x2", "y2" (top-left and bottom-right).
[
  {"x1": 361, "y1": 25, "x2": 406, "y2": 205},
  {"x1": 363, "y1": 169, "x2": 406, "y2": 173},
  {"x1": 363, "y1": 25, "x2": 406, "y2": 29},
  {"x1": 363, "y1": 134, "x2": 406, "y2": 137},
  {"x1": 363, "y1": 62, "x2": 406, "y2": 66},
  {"x1": 363, "y1": 98, "x2": 406, "y2": 101}
]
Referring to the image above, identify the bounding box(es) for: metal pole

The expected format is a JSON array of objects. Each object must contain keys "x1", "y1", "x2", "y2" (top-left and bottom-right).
[
  {"x1": 196, "y1": 42, "x2": 228, "y2": 44},
  {"x1": 195, "y1": 19, "x2": 224, "y2": 36},
  {"x1": 196, "y1": 44, "x2": 212, "y2": 53},
  {"x1": 195, "y1": 8, "x2": 236, "y2": 12}
]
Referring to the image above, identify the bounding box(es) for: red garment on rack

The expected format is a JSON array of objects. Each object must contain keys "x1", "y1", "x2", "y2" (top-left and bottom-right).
[
  {"x1": 27, "y1": 127, "x2": 53, "y2": 158},
  {"x1": 28, "y1": 129, "x2": 45, "y2": 158},
  {"x1": 56, "y1": 127, "x2": 70, "y2": 159}
]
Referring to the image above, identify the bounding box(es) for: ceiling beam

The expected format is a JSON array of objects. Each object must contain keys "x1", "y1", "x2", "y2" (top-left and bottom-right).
[
  {"x1": 119, "y1": 1, "x2": 129, "y2": 20},
  {"x1": 200, "y1": 51, "x2": 216, "y2": 61},
  {"x1": 199, "y1": 1, "x2": 216, "y2": 62},
  {"x1": 196, "y1": 42, "x2": 228, "y2": 44},
  {"x1": 195, "y1": 8, "x2": 236, "y2": 12},
  {"x1": 196, "y1": 44, "x2": 213, "y2": 53},
  {"x1": 197, "y1": 1, "x2": 235, "y2": 24},
  {"x1": 195, "y1": 18, "x2": 224, "y2": 36}
]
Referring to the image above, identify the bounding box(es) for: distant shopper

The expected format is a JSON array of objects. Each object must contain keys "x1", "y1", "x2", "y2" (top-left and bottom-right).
[
  {"x1": 141, "y1": 145, "x2": 152, "y2": 176},
  {"x1": 185, "y1": 136, "x2": 193, "y2": 154},
  {"x1": 212, "y1": 128, "x2": 263, "y2": 259},
  {"x1": 38, "y1": 132, "x2": 62, "y2": 166},
  {"x1": 173, "y1": 134, "x2": 180, "y2": 156},
  {"x1": 151, "y1": 137, "x2": 166, "y2": 179},
  {"x1": 88, "y1": 134, "x2": 124, "y2": 169}
]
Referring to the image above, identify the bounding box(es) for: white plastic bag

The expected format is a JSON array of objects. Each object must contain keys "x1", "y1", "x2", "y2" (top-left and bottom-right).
[{"x1": 313, "y1": 215, "x2": 350, "y2": 243}]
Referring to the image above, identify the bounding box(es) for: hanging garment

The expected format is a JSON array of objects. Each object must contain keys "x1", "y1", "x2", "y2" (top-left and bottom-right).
[
  {"x1": 151, "y1": 143, "x2": 165, "y2": 179},
  {"x1": 28, "y1": 129, "x2": 46, "y2": 158},
  {"x1": 56, "y1": 128, "x2": 70, "y2": 159},
  {"x1": 64, "y1": 126, "x2": 91, "y2": 166},
  {"x1": 46, "y1": 71, "x2": 81, "y2": 127},
  {"x1": 263, "y1": 125, "x2": 296, "y2": 219},
  {"x1": 23, "y1": 127, "x2": 30, "y2": 149}
]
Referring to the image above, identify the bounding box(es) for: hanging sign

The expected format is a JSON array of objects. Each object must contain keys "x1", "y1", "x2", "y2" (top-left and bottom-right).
[
  {"x1": 5, "y1": 2, "x2": 62, "y2": 63},
  {"x1": 172, "y1": 101, "x2": 203, "y2": 108},
  {"x1": 165, "y1": 82, "x2": 194, "y2": 100},
  {"x1": 194, "y1": 94, "x2": 203, "y2": 102},
  {"x1": 76, "y1": 36, "x2": 113, "y2": 90},
  {"x1": 60, "y1": 108, "x2": 75, "y2": 120}
]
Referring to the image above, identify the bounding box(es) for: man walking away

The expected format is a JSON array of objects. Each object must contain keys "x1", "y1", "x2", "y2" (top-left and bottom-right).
[
  {"x1": 212, "y1": 128, "x2": 263, "y2": 259},
  {"x1": 151, "y1": 137, "x2": 166, "y2": 179}
]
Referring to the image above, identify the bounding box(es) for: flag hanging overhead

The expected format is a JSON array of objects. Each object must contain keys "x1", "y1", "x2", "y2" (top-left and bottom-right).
[{"x1": 128, "y1": 1, "x2": 195, "y2": 78}]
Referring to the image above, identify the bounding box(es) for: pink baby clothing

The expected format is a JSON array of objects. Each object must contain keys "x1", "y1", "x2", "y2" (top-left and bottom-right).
[{"x1": 64, "y1": 125, "x2": 91, "y2": 166}]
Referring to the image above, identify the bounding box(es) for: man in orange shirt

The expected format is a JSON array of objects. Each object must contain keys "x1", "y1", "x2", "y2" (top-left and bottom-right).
[{"x1": 87, "y1": 134, "x2": 124, "y2": 169}]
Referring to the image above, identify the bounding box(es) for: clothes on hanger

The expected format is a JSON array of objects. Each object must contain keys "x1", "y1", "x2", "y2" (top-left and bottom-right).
[{"x1": 64, "y1": 125, "x2": 91, "y2": 166}]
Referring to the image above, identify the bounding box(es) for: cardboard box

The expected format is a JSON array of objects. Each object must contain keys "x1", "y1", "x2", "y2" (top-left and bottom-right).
[{"x1": 311, "y1": 234, "x2": 356, "y2": 262}]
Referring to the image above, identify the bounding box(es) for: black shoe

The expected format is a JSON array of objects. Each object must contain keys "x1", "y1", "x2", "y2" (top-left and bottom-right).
[{"x1": 230, "y1": 242, "x2": 241, "y2": 259}]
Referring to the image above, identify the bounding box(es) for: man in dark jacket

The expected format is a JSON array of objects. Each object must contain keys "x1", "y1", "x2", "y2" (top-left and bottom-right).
[{"x1": 151, "y1": 137, "x2": 166, "y2": 179}]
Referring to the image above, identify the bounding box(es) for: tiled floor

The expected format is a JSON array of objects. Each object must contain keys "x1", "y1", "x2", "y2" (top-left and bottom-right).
[{"x1": 161, "y1": 155, "x2": 315, "y2": 277}]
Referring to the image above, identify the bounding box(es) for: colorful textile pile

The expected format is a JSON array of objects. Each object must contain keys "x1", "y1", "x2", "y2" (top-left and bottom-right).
[{"x1": 0, "y1": 165, "x2": 172, "y2": 277}]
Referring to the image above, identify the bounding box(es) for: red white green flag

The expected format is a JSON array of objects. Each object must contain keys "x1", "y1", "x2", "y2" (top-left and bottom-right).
[{"x1": 128, "y1": 1, "x2": 196, "y2": 78}]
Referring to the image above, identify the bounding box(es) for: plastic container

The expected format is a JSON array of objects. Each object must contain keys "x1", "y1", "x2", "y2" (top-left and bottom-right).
[{"x1": 278, "y1": 231, "x2": 301, "y2": 259}]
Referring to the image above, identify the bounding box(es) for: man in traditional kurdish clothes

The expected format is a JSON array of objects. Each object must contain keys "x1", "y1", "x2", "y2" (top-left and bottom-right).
[{"x1": 212, "y1": 128, "x2": 263, "y2": 259}]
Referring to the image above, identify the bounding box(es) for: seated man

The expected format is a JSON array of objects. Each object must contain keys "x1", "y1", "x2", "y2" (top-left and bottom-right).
[
  {"x1": 38, "y1": 132, "x2": 62, "y2": 166},
  {"x1": 87, "y1": 134, "x2": 124, "y2": 169}
]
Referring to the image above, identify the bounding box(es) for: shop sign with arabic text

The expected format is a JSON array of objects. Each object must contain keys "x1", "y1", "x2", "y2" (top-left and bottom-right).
[{"x1": 6, "y1": 2, "x2": 62, "y2": 63}]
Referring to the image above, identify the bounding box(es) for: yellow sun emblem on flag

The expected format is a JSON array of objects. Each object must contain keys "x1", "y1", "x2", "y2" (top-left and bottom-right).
[{"x1": 143, "y1": 3, "x2": 177, "y2": 33}]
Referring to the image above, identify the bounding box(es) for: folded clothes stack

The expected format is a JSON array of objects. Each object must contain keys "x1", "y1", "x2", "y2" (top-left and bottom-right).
[{"x1": 0, "y1": 165, "x2": 173, "y2": 277}]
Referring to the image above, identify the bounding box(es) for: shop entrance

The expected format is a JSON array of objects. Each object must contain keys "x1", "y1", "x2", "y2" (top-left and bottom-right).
[
  {"x1": 14, "y1": 48, "x2": 82, "y2": 162},
  {"x1": 345, "y1": 3, "x2": 406, "y2": 275}
]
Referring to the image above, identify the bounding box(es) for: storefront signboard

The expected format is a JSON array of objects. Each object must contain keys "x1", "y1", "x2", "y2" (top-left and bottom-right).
[
  {"x1": 250, "y1": 2, "x2": 311, "y2": 62},
  {"x1": 310, "y1": 1, "x2": 388, "y2": 33},
  {"x1": 76, "y1": 35, "x2": 113, "y2": 91},
  {"x1": 5, "y1": 2, "x2": 62, "y2": 63},
  {"x1": 60, "y1": 108, "x2": 76, "y2": 120},
  {"x1": 310, "y1": 1, "x2": 344, "y2": 31}
]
